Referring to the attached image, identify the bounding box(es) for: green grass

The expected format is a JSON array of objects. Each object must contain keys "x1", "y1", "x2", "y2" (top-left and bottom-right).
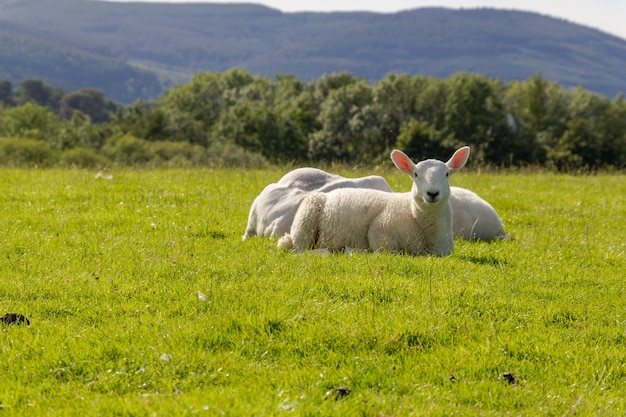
[{"x1": 0, "y1": 168, "x2": 624, "y2": 416}]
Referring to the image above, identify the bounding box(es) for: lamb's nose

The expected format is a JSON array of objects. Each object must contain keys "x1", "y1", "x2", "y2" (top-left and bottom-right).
[{"x1": 426, "y1": 190, "x2": 439, "y2": 200}]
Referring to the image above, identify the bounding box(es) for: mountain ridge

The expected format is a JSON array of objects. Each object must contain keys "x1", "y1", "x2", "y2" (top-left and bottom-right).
[{"x1": 0, "y1": 0, "x2": 625, "y2": 103}]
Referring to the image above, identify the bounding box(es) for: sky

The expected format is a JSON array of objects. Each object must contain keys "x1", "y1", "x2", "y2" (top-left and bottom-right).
[{"x1": 110, "y1": 0, "x2": 626, "y2": 41}]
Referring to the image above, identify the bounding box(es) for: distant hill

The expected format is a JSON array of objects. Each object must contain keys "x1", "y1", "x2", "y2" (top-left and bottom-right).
[
  {"x1": 0, "y1": 22, "x2": 163, "y2": 104},
  {"x1": 1, "y1": 0, "x2": 625, "y2": 103}
]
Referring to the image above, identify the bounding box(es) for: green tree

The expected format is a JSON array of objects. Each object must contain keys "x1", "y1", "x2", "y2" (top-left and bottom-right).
[
  {"x1": 160, "y1": 72, "x2": 230, "y2": 145},
  {"x1": 0, "y1": 103, "x2": 63, "y2": 145},
  {"x1": 396, "y1": 119, "x2": 451, "y2": 160},
  {"x1": 441, "y1": 73, "x2": 512, "y2": 164},
  {"x1": 309, "y1": 80, "x2": 373, "y2": 161},
  {"x1": 312, "y1": 72, "x2": 364, "y2": 101},
  {"x1": 0, "y1": 80, "x2": 13, "y2": 107},
  {"x1": 214, "y1": 101, "x2": 305, "y2": 162},
  {"x1": 112, "y1": 100, "x2": 170, "y2": 142},
  {"x1": 370, "y1": 74, "x2": 416, "y2": 155},
  {"x1": 411, "y1": 75, "x2": 448, "y2": 133},
  {"x1": 503, "y1": 74, "x2": 570, "y2": 165},
  {"x1": 159, "y1": 69, "x2": 264, "y2": 146},
  {"x1": 601, "y1": 95, "x2": 626, "y2": 167},
  {"x1": 14, "y1": 79, "x2": 64, "y2": 112},
  {"x1": 60, "y1": 89, "x2": 118, "y2": 123},
  {"x1": 550, "y1": 87, "x2": 610, "y2": 168},
  {"x1": 58, "y1": 112, "x2": 112, "y2": 150},
  {"x1": 274, "y1": 74, "x2": 320, "y2": 156}
]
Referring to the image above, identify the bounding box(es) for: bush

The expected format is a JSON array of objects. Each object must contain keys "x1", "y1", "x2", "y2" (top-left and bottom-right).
[
  {"x1": 59, "y1": 147, "x2": 110, "y2": 169},
  {"x1": 101, "y1": 134, "x2": 152, "y2": 165},
  {"x1": 0, "y1": 103, "x2": 62, "y2": 144},
  {"x1": 0, "y1": 137, "x2": 59, "y2": 167},
  {"x1": 205, "y1": 142, "x2": 268, "y2": 168},
  {"x1": 101, "y1": 134, "x2": 268, "y2": 167},
  {"x1": 148, "y1": 140, "x2": 207, "y2": 167}
]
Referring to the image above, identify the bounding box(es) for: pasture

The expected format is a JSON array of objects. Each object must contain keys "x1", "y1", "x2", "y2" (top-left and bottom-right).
[{"x1": 0, "y1": 167, "x2": 624, "y2": 416}]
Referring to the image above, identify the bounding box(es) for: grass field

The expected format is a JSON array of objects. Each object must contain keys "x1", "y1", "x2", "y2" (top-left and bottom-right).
[{"x1": 0, "y1": 167, "x2": 624, "y2": 416}]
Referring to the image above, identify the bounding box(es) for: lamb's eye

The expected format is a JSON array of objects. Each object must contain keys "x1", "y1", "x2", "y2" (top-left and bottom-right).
[
  {"x1": 445, "y1": 172, "x2": 449, "y2": 178},
  {"x1": 414, "y1": 173, "x2": 419, "y2": 178}
]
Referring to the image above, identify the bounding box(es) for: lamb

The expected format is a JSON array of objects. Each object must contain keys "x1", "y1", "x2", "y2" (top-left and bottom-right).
[
  {"x1": 277, "y1": 146, "x2": 471, "y2": 256},
  {"x1": 241, "y1": 168, "x2": 392, "y2": 241}
]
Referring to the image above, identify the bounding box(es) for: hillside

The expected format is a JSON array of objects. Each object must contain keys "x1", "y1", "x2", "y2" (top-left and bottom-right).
[
  {"x1": 1, "y1": 0, "x2": 625, "y2": 103},
  {"x1": 0, "y1": 22, "x2": 163, "y2": 104}
]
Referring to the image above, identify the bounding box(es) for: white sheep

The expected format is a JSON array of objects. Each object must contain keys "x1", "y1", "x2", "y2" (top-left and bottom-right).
[
  {"x1": 277, "y1": 146, "x2": 471, "y2": 256},
  {"x1": 243, "y1": 167, "x2": 506, "y2": 243},
  {"x1": 242, "y1": 168, "x2": 392, "y2": 241},
  {"x1": 449, "y1": 186, "x2": 507, "y2": 240}
]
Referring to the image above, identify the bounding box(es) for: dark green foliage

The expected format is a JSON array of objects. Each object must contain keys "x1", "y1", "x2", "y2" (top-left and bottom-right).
[
  {"x1": 441, "y1": 73, "x2": 512, "y2": 163},
  {"x1": 58, "y1": 112, "x2": 112, "y2": 150},
  {"x1": 13, "y1": 79, "x2": 63, "y2": 112},
  {"x1": 308, "y1": 77, "x2": 374, "y2": 161},
  {"x1": 0, "y1": 80, "x2": 14, "y2": 106},
  {"x1": 59, "y1": 89, "x2": 118, "y2": 123},
  {"x1": 396, "y1": 119, "x2": 451, "y2": 161},
  {"x1": 0, "y1": 70, "x2": 625, "y2": 170},
  {"x1": 214, "y1": 101, "x2": 305, "y2": 162},
  {"x1": 111, "y1": 101, "x2": 170, "y2": 142}
]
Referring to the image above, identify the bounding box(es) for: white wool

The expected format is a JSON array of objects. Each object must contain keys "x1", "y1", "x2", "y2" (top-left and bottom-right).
[
  {"x1": 449, "y1": 186, "x2": 507, "y2": 241},
  {"x1": 243, "y1": 164, "x2": 507, "y2": 244},
  {"x1": 278, "y1": 147, "x2": 471, "y2": 256},
  {"x1": 242, "y1": 168, "x2": 391, "y2": 241}
]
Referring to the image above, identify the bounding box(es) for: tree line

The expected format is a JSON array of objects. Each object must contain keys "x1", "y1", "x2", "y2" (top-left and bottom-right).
[{"x1": 1, "y1": 70, "x2": 625, "y2": 170}]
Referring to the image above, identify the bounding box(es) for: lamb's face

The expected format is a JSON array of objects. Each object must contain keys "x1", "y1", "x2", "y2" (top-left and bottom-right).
[
  {"x1": 390, "y1": 147, "x2": 469, "y2": 212},
  {"x1": 411, "y1": 159, "x2": 451, "y2": 206}
]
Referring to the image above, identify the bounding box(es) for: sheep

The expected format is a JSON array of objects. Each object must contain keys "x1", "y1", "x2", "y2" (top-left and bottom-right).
[
  {"x1": 243, "y1": 166, "x2": 506, "y2": 243},
  {"x1": 241, "y1": 168, "x2": 392, "y2": 241},
  {"x1": 243, "y1": 165, "x2": 506, "y2": 244},
  {"x1": 449, "y1": 186, "x2": 507, "y2": 240},
  {"x1": 277, "y1": 146, "x2": 471, "y2": 256}
]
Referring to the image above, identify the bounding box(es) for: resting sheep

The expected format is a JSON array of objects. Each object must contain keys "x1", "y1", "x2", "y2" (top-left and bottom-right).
[
  {"x1": 242, "y1": 168, "x2": 392, "y2": 241},
  {"x1": 449, "y1": 186, "x2": 506, "y2": 240},
  {"x1": 243, "y1": 162, "x2": 506, "y2": 243},
  {"x1": 277, "y1": 147, "x2": 471, "y2": 256}
]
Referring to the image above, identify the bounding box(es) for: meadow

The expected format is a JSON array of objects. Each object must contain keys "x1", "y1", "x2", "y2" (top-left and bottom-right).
[{"x1": 0, "y1": 167, "x2": 624, "y2": 416}]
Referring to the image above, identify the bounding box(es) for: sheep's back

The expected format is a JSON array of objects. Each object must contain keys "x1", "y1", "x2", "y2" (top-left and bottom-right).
[
  {"x1": 449, "y1": 186, "x2": 505, "y2": 240},
  {"x1": 244, "y1": 169, "x2": 393, "y2": 239},
  {"x1": 316, "y1": 189, "x2": 414, "y2": 250}
]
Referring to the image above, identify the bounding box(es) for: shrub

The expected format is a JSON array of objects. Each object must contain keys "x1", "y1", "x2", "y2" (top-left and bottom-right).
[
  {"x1": 0, "y1": 103, "x2": 62, "y2": 144},
  {"x1": 148, "y1": 140, "x2": 206, "y2": 166},
  {"x1": 99, "y1": 135, "x2": 268, "y2": 168},
  {"x1": 59, "y1": 147, "x2": 110, "y2": 169},
  {"x1": 0, "y1": 137, "x2": 59, "y2": 167},
  {"x1": 205, "y1": 142, "x2": 268, "y2": 168},
  {"x1": 101, "y1": 134, "x2": 152, "y2": 165}
]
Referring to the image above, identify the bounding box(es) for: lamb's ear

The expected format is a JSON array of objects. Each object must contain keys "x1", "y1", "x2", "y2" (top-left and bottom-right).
[
  {"x1": 390, "y1": 150, "x2": 415, "y2": 175},
  {"x1": 446, "y1": 146, "x2": 470, "y2": 173}
]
